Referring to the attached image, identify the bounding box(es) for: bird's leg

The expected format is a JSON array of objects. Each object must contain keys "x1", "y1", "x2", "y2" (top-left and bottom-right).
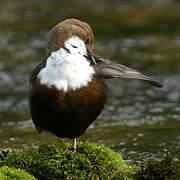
[
  {"x1": 71, "y1": 138, "x2": 77, "y2": 153},
  {"x1": 73, "y1": 138, "x2": 76, "y2": 150}
]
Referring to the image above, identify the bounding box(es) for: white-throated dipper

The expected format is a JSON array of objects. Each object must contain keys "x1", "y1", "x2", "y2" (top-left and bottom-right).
[{"x1": 29, "y1": 19, "x2": 162, "y2": 152}]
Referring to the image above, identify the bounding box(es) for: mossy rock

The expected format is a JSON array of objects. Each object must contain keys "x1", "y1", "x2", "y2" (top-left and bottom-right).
[
  {"x1": 134, "y1": 155, "x2": 180, "y2": 180},
  {"x1": 0, "y1": 166, "x2": 36, "y2": 180},
  {"x1": 0, "y1": 141, "x2": 134, "y2": 179}
]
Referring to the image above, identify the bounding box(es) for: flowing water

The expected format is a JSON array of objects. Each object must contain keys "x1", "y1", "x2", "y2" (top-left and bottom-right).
[{"x1": 0, "y1": 0, "x2": 180, "y2": 164}]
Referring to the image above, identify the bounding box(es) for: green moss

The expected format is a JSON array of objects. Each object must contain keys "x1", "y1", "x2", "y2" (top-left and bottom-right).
[
  {"x1": 1, "y1": 141, "x2": 180, "y2": 179},
  {"x1": 0, "y1": 141, "x2": 133, "y2": 179},
  {"x1": 0, "y1": 166, "x2": 36, "y2": 180}
]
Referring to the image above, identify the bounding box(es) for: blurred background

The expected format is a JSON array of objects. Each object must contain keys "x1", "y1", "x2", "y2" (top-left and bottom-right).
[{"x1": 0, "y1": 0, "x2": 179, "y2": 164}]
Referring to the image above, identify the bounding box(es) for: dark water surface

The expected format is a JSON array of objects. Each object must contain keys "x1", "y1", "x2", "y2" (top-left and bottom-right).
[{"x1": 0, "y1": 0, "x2": 180, "y2": 163}]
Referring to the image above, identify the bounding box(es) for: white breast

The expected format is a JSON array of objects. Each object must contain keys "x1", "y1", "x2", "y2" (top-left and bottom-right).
[{"x1": 37, "y1": 36, "x2": 94, "y2": 92}]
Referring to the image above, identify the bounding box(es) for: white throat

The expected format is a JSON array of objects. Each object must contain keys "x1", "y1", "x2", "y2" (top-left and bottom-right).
[{"x1": 37, "y1": 36, "x2": 94, "y2": 92}]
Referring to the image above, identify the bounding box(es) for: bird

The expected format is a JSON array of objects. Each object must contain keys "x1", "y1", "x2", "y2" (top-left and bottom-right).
[{"x1": 29, "y1": 19, "x2": 162, "y2": 152}]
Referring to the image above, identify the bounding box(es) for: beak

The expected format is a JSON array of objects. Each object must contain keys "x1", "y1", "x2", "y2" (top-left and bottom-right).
[{"x1": 84, "y1": 54, "x2": 96, "y2": 65}]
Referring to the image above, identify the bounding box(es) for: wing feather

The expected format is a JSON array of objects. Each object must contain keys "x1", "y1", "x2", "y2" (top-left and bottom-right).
[{"x1": 94, "y1": 56, "x2": 162, "y2": 88}]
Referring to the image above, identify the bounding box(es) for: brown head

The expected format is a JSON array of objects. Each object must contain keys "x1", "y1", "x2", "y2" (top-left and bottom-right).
[{"x1": 47, "y1": 19, "x2": 94, "y2": 61}]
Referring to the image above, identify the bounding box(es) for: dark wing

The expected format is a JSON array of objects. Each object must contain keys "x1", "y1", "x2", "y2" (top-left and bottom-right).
[
  {"x1": 94, "y1": 55, "x2": 162, "y2": 88},
  {"x1": 30, "y1": 60, "x2": 46, "y2": 84},
  {"x1": 29, "y1": 61, "x2": 47, "y2": 133}
]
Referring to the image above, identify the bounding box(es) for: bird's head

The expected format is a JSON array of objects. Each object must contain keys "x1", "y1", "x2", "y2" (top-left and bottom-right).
[{"x1": 47, "y1": 19, "x2": 96, "y2": 65}]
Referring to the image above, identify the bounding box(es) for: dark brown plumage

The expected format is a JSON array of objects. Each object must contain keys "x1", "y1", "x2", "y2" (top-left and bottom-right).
[
  {"x1": 29, "y1": 77, "x2": 106, "y2": 138},
  {"x1": 29, "y1": 19, "x2": 162, "y2": 151}
]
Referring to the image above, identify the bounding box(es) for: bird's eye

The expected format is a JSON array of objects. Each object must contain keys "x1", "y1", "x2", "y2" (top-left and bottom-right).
[
  {"x1": 71, "y1": 44, "x2": 78, "y2": 48},
  {"x1": 86, "y1": 38, "x2": 90, "y2": 44}
]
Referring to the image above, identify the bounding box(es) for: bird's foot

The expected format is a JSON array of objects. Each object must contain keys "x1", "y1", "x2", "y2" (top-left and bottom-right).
[
  {"x1": 70, "y1": 147, "x2": 77, "y2": 154},
  {"x1": 70, "y1": 138, "x2": 77, "y2": 154}
]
